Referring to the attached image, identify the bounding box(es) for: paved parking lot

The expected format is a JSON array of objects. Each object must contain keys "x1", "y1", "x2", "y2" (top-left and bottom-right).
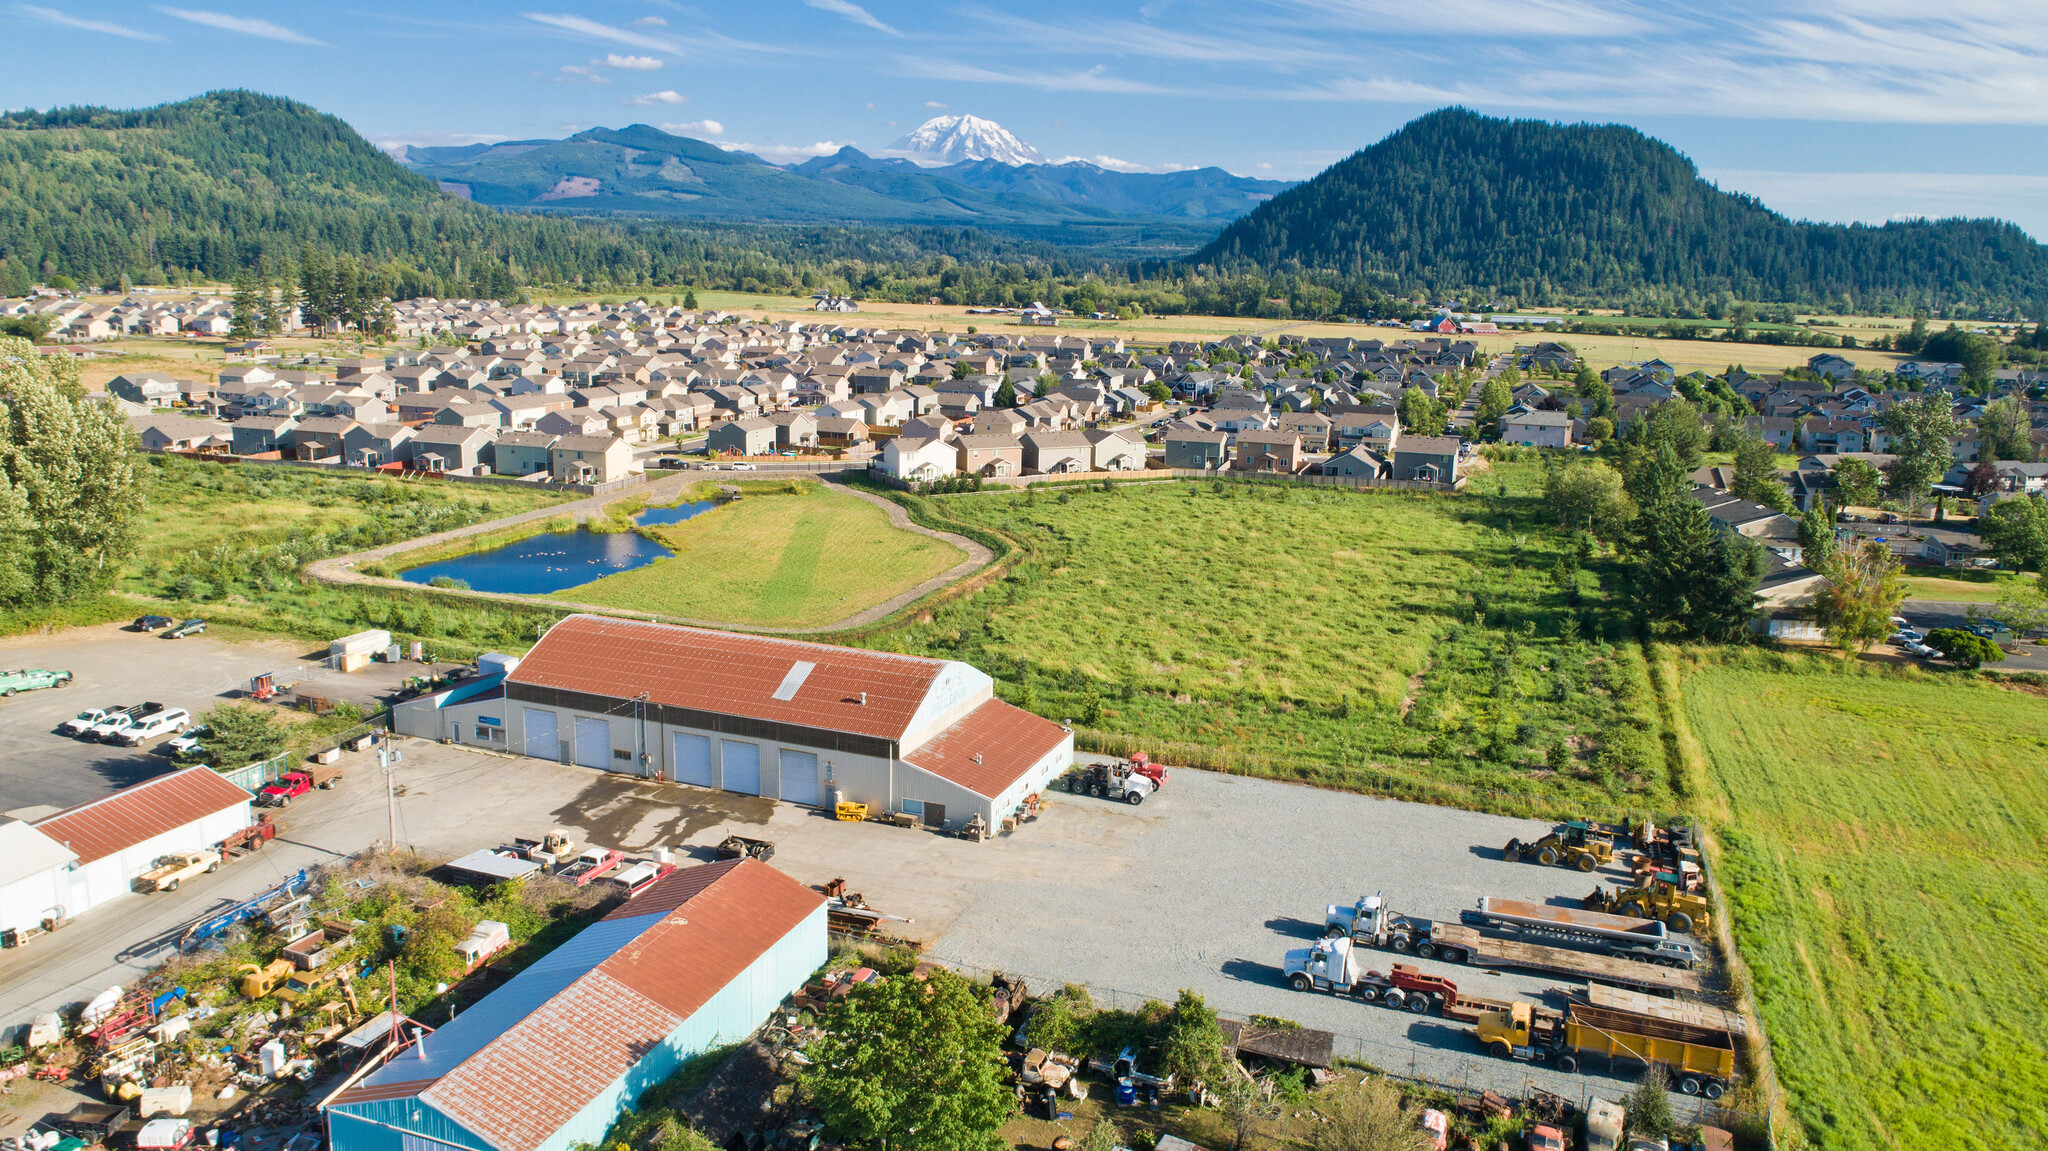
[{"x1": 0, "y1": 623, "x2": 442, "y2": 814}]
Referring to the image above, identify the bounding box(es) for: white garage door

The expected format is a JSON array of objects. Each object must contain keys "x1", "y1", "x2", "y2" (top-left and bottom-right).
[
  {"x1": 671, "y1": 732, "x2": 712, "y2": 788},
  {"x1": 720, "y1": 740, "x2": 760, "y2": 795},
  {"x1": 575, "y1": 717, "x2": 613, "y2": 770},
  {"x1": 523, "y1": 709, "x2": 559, "y2": 760},
  {"x1": 779, "y1": 750, "x2": 819, "y2": 806}
]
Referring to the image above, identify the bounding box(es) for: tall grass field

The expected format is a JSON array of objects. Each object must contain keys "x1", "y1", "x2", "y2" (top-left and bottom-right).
[{"x1": 1684, "y1": 658, "x2": 2048, "y2": 1149}]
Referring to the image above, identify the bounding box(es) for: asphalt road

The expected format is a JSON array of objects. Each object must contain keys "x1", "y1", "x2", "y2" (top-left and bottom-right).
[{"x1": 1896, "y1": 601, "x2": 2048, "y2": 671}]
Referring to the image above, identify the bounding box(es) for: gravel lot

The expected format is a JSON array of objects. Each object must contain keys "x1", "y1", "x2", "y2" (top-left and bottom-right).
[
  {"x1": 934, "y1": 765, "x2": 1707, "y2": 1109},
  {"x1": 0, "y1": 623, "x2": 449, "y2": 814}
]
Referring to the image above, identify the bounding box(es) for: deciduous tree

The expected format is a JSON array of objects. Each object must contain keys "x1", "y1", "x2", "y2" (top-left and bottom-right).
[
  {"x1": 0, "y1": 337, "x2": 142, "y2": 607},
  {"x1": 799, "y1": 968, "x2": 1014, "y2": 1151},
  {"x1": 1730, "y1": 430, "x2": 1792, "y2": 512},
  {"x1": 1543, "y1": 460, "x2": 1633, "y2": 540},
  {"x1": 1926, "y1": 627, "x2": 2005, "y2": 669},
  {"x1": 1975, "y1": 395, "x2": 2032, "y2": 462},
  {"x1": 1398, "y1": 387, "x2": 1447, "y2": 436},
  {"x1": 1814, "y1": 541, "x2": 1905, "y2": 652},
  {"x1": 1977, "y1": 492, "x2": 2048, "y2": 572},
  {"x1": 1877, "y1": 393, "x2": 1958, "y2": 508},
  {"x1": 1831, "y1": 456, "x2": 1883, "y2": 509},
  {"x1": 1797, "y1": 504, "x2": 1838, "y2": 572}
]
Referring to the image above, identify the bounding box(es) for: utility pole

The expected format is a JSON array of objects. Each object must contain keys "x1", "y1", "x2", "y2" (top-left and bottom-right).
[
  {"x1": 380, "y1": 742, "x2": 404, "y2": 850},
  {"x1": 634, "y1": 691, "x2": 650, "y2": 779}
]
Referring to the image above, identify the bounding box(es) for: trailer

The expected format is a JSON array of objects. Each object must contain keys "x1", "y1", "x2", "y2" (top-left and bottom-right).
[
  {"x1": 1466, "y1": 897, "x2": 1702, "y2": 969},
  {"x1": 1474, "y1": 998, "x2": 1738, "y2": 1099},
  {"x1": 177, "y1": 869, "x2": 309, "y2": 951},
  {"x1": 1281, "y1": 939, "x2": 1569, "y2": 1023},
  {"x1": 1327, "y1": 893, "x2": 1705, "y2": 994}
]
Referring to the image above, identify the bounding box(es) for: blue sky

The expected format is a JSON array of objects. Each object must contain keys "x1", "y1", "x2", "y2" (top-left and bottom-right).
[{"x1": 7, "y1": 0, "x2": 2048, "y2": 236}]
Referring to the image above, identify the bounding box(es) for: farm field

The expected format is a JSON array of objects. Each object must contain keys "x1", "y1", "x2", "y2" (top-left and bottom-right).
[
  {"x1": 563, "y1": 482, "x2": 963, "y2": 628},
  {"x1": 872, "y1": 477, "x2": 1672, "y2": 812},
  {"x1": 1683, "y1": 658, "x2": 2048, "y2": 1150}
]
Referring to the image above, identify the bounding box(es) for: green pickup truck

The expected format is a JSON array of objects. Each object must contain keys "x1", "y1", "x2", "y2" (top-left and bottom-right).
[{"x1": 0, "y1": 668, "x2": 73, "y2": 697}]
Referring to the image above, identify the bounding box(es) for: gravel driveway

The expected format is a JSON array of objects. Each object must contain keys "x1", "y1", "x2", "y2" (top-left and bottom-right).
[{"x1": 934, "y1": 766, "x2": 1713, "y2": 1110}]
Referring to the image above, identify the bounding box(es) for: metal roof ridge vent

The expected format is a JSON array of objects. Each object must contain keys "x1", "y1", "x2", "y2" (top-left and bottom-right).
[{"x1": 771, "y1": 661, "x2": 816, "y2": 702}]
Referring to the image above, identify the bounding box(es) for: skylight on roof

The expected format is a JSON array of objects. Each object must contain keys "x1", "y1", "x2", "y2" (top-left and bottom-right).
[{"x1": 771, "y1": 661, "x2": 816, "y2": 701}]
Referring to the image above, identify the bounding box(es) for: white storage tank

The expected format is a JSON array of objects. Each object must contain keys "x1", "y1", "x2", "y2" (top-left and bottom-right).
[{"x1": 330, "y1": 630, "x2": 393, "y2": 659}]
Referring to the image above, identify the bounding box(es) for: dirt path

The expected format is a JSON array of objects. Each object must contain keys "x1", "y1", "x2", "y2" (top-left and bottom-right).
[{"x1": 304, "y1": 472, "x2": 993, "y2": 635}]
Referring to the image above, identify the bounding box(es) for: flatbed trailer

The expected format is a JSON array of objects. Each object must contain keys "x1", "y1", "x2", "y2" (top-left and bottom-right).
[{"x1": 1426, "y1": 924, "x2": 1705, "y2": 997}]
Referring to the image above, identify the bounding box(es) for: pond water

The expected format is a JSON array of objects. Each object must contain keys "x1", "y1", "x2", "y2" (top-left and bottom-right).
[{"x1": 399, "y1": 501, "x2": 715, "y2": 595}]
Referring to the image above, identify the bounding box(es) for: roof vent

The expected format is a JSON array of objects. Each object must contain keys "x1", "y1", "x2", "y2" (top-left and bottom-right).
[
  {"x1": 858, "y1": 691, "x2": 867, "y2": 706},
  {"x1": 971, "y1": 754, "x2": 982, "y2": 764}
]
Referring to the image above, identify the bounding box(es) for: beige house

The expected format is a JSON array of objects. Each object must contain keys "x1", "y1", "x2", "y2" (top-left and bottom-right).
[
  {"x1": 956, "y1": 434, "x2": 1025, "y2": 478},
  {"x1": 549, "y1": 434, "x2": 635, "y2": 483},
  {"x1": 1233, "y1": 429, "x2": 1302, "y2": 473}
]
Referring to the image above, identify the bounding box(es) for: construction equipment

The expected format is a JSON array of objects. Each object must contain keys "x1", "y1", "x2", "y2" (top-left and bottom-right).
[
  {"x1": 178, "y1": 869, "x2": 309, "y2": 951},
  {"x1": 1586, "y1": 873, "x2": 1713, "y2": 935},
  {"x1": 247, "y1": 670, "x2": 304, "y2": 701},
  {"x1": 1466, "y1": 897, "x2": 1702, "y2": 968},
  {"x1": 958, "y1": 813, "x2": 990, "y2": 842},
  {"x1": 716, "y1": 834, "x2": 776, "y2": 862},
  {"x1": 834, "y1": 801, "x2": 869, "y2": 822},
  {"x1": 238, "y1": 959, "x2": 296, "y2": 1000},
  {"x1": 133, "y1": 851, "x2": 219, "y2": 894},
  {"x1": 1473, "y1": 997, "x2": 1737, "y2": 1099},
  {"x1": 1504, "y1": 821, "x2": 1616, "y2": 872},
  {"x1": 274, "y1": 964, "x2": 352, "y2": 1004},
  {"x1": 1325, "y1": 892, "x2": 1704, "y2": 995},
  {"x1": 511, "y1": 830, "x2": 576, "y2": 870}
]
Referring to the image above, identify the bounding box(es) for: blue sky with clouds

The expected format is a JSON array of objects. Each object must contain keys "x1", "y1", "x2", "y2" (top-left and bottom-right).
[{"x1": 7, "y1": 0, "x2": 2048, "y2": 235}]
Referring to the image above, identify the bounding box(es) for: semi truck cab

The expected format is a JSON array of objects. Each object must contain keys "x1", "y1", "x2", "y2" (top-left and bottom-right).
[{"x1": 1475, "y1": 1002, "x2": 1545, "y2": 1061}]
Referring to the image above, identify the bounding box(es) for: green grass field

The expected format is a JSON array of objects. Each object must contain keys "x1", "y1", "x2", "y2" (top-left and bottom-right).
[
  {"x1": 868, "y1": 476, "x2": 1670, "y2": 811},
  {"x1": 1684, "y1": 657, "x2": 2048, "y2": 1149},
  {"x1": 1899, "y1": 569, "x2": 2037, "y2": 604},
  {"x1": 561, "y1": 483, "x2": 963, "y2": 628}
]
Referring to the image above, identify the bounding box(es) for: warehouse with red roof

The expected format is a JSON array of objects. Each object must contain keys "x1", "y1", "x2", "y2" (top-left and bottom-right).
[
  {"x1": 325, "y1": 857, "x2": 826, "y2": 1151},
  {"x1": 394, "y1": 615, "x2": 1072, "y2": 832}
]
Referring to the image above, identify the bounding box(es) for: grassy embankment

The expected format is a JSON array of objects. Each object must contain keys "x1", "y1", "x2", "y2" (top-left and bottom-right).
[
  {"x1": 98, "y1": 455, "x2": 582, "y2": 658},
  {"x1": 561, "y1": 481, "x2": 963, "y2": 628},
  {"x1": 839, "y1": 466, "x2": 1671, "y2": 817},
  {"x1": 1682, "y1": 652, "x2": 2048, "y2": 1150}
]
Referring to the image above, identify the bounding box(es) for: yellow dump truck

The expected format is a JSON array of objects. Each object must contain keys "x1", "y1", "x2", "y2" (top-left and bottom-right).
[{"x1": 1474, "y1": 998, "x2": 1737, "y2": 1099}]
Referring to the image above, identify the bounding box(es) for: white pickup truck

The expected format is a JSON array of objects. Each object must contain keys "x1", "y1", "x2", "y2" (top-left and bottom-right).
[
  {"x1": 117, "y1": 707, "x2": 192, "y2": 747},
  {"x1": 60, "y1": 706, "x2": 122, "y2": 736}
]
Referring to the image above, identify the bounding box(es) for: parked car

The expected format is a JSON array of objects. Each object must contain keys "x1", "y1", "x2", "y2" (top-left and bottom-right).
[
  {"x1": 167, "y1": 724, "x2": 211, "y2": 756},
  {"x1": 1890, "y1": 629, "x2": 1924, "y2": 644},
  {"x1": 116, "y1": 707, "x2": 191, "y2": 747},
  {"x1": 728, "y1": 462, "x2": 757, "y2": 471},
  {"x1": 134, "y1": 615, "x2": 175, "y2": 633},
  {"x1": 1899, "y1": 640, "x2": 1936, "y2": 657},
  {"x1": 164, "y1": 619, "x2": 207, "y2": 639},
  {"x1": 85, "y1": 712, "x2": 141, "y2": 743},
  {"x1": 0, "y1": 668, "x2": 71, "y2": 696}
]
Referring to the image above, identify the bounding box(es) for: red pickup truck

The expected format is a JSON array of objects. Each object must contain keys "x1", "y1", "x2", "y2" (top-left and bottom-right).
[{"x1": 259, "y1": 765, "x2": 343, "y2": 807}]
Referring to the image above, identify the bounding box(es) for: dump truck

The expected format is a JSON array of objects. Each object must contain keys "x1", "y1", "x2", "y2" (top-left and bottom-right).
[
  {"x1": 1467, "y1": 898, "x2": 1702, "y2": 969},
  {"x1": 1586, "y1": 873, "x2": 1713, "y2": 935},
  {"x1": 1325, "y1": 892, "x2": 1704, "y2": 995},
  {"x1": 1504, "y1": 821, "x2": 1616, "y2": 872},
  {"x1": 0, "y1": 667, "x2": 72, "y2": 696},
  {"x1": 1473, "y1": 998, "x2": 1737, "y2": 1099},
  {"x1": 134, "y1": 850, "x2": 220, "y2": 893}
]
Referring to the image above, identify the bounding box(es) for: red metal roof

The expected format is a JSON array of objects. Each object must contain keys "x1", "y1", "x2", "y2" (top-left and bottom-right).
[
  {"x1": 34, "y1": 766, "x2": 251, "y2": 865},
  {"x1": 509, "y1": 614, "x2": 948, "y2": 741},
  {"x1": 902, "y1": 699, "x2": 1070, "y2": 799},
  {"x1": 418, "y1": 859, "x2": 823, "y2": 1151}
]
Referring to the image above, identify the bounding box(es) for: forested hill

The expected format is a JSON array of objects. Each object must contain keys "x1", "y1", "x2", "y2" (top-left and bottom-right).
[
  {"x1": 1197, "y1": 108, "x2": 2048, "y2": 307},
  {"x1": 0, "y1": 91, "x2": 1022, "y2": 297}
]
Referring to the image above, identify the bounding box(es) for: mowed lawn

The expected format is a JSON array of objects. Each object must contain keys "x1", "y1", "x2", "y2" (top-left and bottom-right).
[
  {"x1": 1899, "y1": 570, "x2": 2036, "y2": 604},
  {"x1": 1685, "y1": 664, "x2": 2048, "y2": 1150},
  {"x1": 562, "y1": 486, "x2": 963, "y2": 628}
]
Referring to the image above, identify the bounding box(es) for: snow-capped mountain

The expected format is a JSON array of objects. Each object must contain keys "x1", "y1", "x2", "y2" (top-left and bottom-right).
[{"x1": 887, "y1": 115, "x2": 1045, "y2": 167}]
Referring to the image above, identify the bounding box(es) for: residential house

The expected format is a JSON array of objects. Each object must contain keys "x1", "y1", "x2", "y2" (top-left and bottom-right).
[
  {"x1": 1163, "y1": 428, "x2": 1228, "y2": 470},
  {"x1": 880, "y1": 435, "x2": 958, "y2": 482},
  {"x1": 1745, "y1": 415, "x2": 1799, "y2": 451},
  {"x1": 549, "y1": 435, "x2": 635, "y2": 484},
  {"x1": 1800, "y1": 418, "x2": 1866, "y2": 454},
  {"x1": 767, "y1": 410, "x2": 819, "y2": 451},
  {"x1": 287, "y1": 416, "x2": 357, "y2": 461},
  {"x1": 1809, "y1": 353, "x2": 1856, "y2": 382},
  {"x1": 1500, "y1": 409, "x2": 1573, "y2": 449},
  {"x1": 493, "y1": 431, "x2": 558, "y2": 477},
  {"x1": 706, "y1": 417, "x2": 779, "y2": 457},
  {"x1": 1322, "y1": 446, "x2": 1386, "y2": 479},
  {"x1": 133, "y1": 416, "x2": 229, "y2": 453},
  {"x1": 108, "y1": 373, "x2": 184, "y2": 409},
  {"x1": 955, "y1": 434, "x2": 1025, "y2": 478},
  {"x1": 1232, "y1": 429, "x2": 1302, "y2": 473},
  {"x1": 814, "y1": 417, "x2": 871, "y2": 449},
  {"x1": 1694, "y1": 488, "x2": 1804, "y2": 562},
  {"x1": 1390, "y1": 435, "x2": 1463, "y2": 483},
  {"x1": 536, "y1": 409, "x2": 614, "y2": 438},
  {"x1": 342, "y1": 423, "x2": 415, "y2": 468},
  {"x1": 408, "y1": 425, "x2": 494, "y2": 475},
  {"x1": 1020, "y1": 430, "x2": 1094, "y2": 474},
  {"x1": 1085, "y1": 427, "x2": 1146, "y2": 471},
  {"x1": 1274, "y1": 411, "x2": 1336, "y2": 452},
  {"x1": 1332, "y1": 412, "x2": 1401, "y2": 455},
  {"x1": 230, "y1": 414, "x2": 297, "y2": 456}
]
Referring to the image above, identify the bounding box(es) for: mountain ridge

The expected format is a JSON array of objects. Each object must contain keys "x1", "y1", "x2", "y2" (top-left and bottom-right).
[{"x1": 1198, "y1": 107, "x2": 2048, "y2": 305}]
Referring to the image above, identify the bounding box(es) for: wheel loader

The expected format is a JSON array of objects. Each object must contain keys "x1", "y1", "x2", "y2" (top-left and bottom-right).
[
  {"x1": 1584, "y1": 874, "x2": 1712, "y2": 934},
  {"x1": 1503, "y1": 821, "x2": 1614, "y2": 872}
]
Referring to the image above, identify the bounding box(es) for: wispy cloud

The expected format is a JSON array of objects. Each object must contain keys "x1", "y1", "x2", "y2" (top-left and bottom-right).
[
  {"x1": 17, "y1": 3, "x2": 163, "y2": 40},
  {"x1": 156, "y1": 7, "x2": 327, "y2": 45},
  {"x1": 624, "y1": 90, "x2": 686, "y2": 105},
  {"x1": 660, "y1": 119, "x2": 725, "y2": 137},
  {"x1": 1052, "y1": 155, "x2": 1195, "y2": 173},
  {"x1": 1280, "y1": 0, "x2": 1653, "y2": 38},
  {"x1": 522, "y1": 12, "x2": 678, "y2": 53},
  {"x1": 923, "y1": 100, "x2": 947, "y2": 109},
  {"x1": 604, "y1": 53, "x2": 663, "y2": 69},
  {"x1": 804, "y1": 0, "x2": 900, "y2": 36},
  {"x1": 896, "y1": 58, "x2": 1170, "y2": 94},
  {"x1": 632, "y1": 15, "x2": 667, "y2": 26},
  {"x1": 557, "y1": 63, "x2": 610, "y2": 84},
  {"x1": 373, "y1": 131, "x2": 512, "y2": 152},
  {"x1": 717, "y1": 139, "x2": 852, "y2": 162}
]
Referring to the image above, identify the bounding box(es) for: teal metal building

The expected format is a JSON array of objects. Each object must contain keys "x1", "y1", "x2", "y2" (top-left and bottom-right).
[{"x1": 325, "y1": 858, "x2": 825, "y2": 1151}]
